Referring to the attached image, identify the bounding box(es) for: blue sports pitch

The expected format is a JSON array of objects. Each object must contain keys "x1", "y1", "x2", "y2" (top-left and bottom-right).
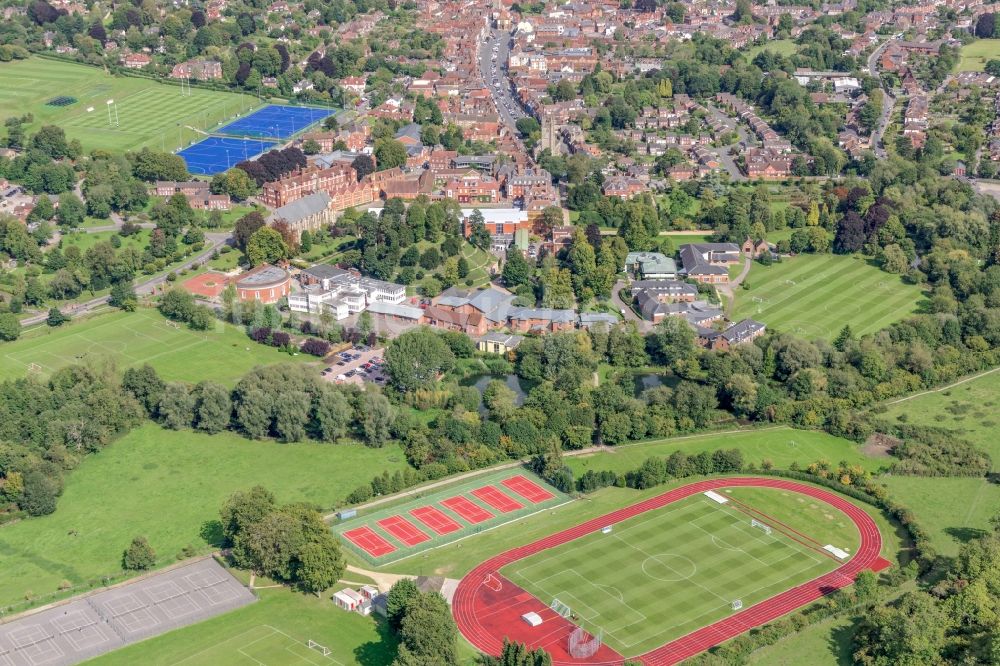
[
  {"x1": 177, "y1": 136, "x2": 278, "y2": 175},
  {"x1": 215, "y1": 104, "x2": 335, "y2": 139}
]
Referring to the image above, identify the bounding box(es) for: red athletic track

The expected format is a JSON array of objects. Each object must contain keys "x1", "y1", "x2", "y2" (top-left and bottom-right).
[
  {"x1": 442, "y1": 496, "x2": 495, "y2": 524},
  {"x1": 452, "y1": 477, "x2": 892, "y2": 666},
  {"x1": 411, "y1": 506, "x2": 463, "y2": 535},
  {"x1": 377, "y1": 515, "x2": 431, "y2": 547},
  {"x1": 503, "y1": 475, "x2": 556, "y2": 503},
  {"x1": 472, "y1": 485, "x2": 524, "y2": 513}
]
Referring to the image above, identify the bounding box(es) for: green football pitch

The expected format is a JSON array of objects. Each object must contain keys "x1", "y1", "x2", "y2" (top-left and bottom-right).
[
  {"x1": 174, "y1": 624, "x2": 346, "y2": 665},
  {"x1": 0, "y1": 308, "x2": 309, "y2": 384},
  {"x1": 733, "y1": 254, "x2": 925, "y2": 340},
  {"x1": 0, "y1": 57, "x2": 258, "y2": 153},
  {"x1": 503, "y1": 492, "x2": 843, "y2": 656}
]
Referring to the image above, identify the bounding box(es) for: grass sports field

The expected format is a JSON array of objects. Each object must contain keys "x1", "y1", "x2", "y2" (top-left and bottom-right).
[
  {"x1": 878, "y1": 368, "x2": 1000, "y2": 467},
  {"x1": 958, "y1": 39, "x2": 1000, "y2": 72},
  {"x1": 334, "y1": 469, "x2": 568, "y2": 566},
  {"x1": 502, "y1": 487, "x2": 851, "y2": 655},
  {"x1": 0, "y1": 57, "x2": 258, "y2": 153},
  {"x1": 0, "y1": 423, "x2": 409, "y2": 612},
  {"x1": 0, "y1": 308, "x2": 309, "y2": 384},
  {"x1": 566, "y1": 427, "x2": 882, "y2": 477},
  {"x1": 733, "y1": 254, "x2": 925, "y2": 339}
]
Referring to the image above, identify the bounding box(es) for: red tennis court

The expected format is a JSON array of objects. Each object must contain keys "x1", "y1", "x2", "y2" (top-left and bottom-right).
[
  {"x1": 343, "y1": 526, "x2": 396, "y2": 558},
  {"x1": 501, "y1": 475, "x2": 555, "y2": 503},
  {"x1": 377, "y1": 515, "x2": 431, "y2": 546},
  {"x1": 441, "y1": 496, "x2": 495, "y2": 524},
  {"x1": 471, "y1": 486, "x2": 523, "y2": 513},
  {"x1": 411, "y1": 506, "x2": 463, "y2": 535}
]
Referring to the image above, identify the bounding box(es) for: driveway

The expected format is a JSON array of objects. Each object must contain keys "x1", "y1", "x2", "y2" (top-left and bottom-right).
[{"x1": 612, "y1": 280, "x2": 653, "y2": 333}]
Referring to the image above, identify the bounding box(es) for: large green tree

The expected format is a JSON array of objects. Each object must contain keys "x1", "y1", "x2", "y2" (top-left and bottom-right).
[{"x1": 384, "y1": 327, "x2": 456, "y2": 392}]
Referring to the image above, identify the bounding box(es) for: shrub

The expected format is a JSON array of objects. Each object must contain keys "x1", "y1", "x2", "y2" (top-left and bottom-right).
[
  {"x1": 301, "y1": 338, "x2": 331, "y2": 356},
  {"x1": 122, "y1": 536, "x2": 156, "y2": 571}
]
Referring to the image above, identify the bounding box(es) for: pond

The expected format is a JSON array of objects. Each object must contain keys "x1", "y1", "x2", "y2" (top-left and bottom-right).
[{"x1": 461, "y1": 374, "x2": 528, "y2": 409}]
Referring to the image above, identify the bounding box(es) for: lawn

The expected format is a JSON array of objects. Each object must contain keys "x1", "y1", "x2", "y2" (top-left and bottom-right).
[
  {"x1": 733, "y1": 254, "x2": 925, "y2": 340},
  {"x1": 0, "y1": 307, "x2": 310, "y2": 384},
  {"x1": 0, "y1": 57, "x2": 258, "y2": 153},
  {"x1": 877, "y1": 368, "x2": 1000, "y2": 467},
  {"x1": 747, "y1": 39, "x2": 798, "y2": 59},
  {"x1": 502, "y1": 488, "x2": 848, "y2": 655},
  {"x1": 881, "y1": 476, "x2": 1000, "y2": 556},
  {"x1": 89, "y1": 583, "x2": 398, "y2": 666},
  {"x1": 0, "y1": 423, "x2": 410, "y2": 612},
  {"x1": 565, "y1": 427, "x2": 882, "y2": 478},
  {"x1": 957, "y1": 39, "x2": 1000, "y2": 72}
]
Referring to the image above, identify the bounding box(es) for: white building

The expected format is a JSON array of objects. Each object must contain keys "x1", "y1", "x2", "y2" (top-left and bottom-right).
[{"x1": 290, "y1": 265, "x2": 406, "y2": 320}]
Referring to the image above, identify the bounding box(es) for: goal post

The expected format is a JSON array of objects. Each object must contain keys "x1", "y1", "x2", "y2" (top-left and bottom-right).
[
  {"x1": 307, "y1": 640, "x2": 331, "y2": 656},
  {"x1": 550, "y1": 598, "x2": 572, "y2": 619},
  {"x1": 165, "y1": 320, "x2": 181, "y2": 329},
  {"x1": 751, "y1": 518, "x2": 772, "y2": 535},
  {"x1": 27, "y1": 362, "x2": 42, "y2": 374}
]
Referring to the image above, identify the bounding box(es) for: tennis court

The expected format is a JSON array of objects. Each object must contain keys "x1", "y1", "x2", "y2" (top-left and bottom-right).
[
  {"x1": 177, "y1": 136, "x2": 278, "y2": 175},
  {"x1": 471, "y1": 486, "x2": 523, "y2": 513},
  {"x1": 502, "y1": 475, "x2": 556, "y2": 503},
  {"x1": 342, "y1": 527, "x2": 397, "y2": 558},
  {"x1": 334, "y1": 469, "x2": 570, "y2": 565},
  {"x1": 216, "y1": 104, "x2": 335, "y2": 139},
  {"x1": 410, "y1": 506, "x2": 462, "y2": 535},
  {"x1": 377, "y1": 516, "x2": 431, "y2": 547},
  {"x1": 441, "y1": 496, "x2": 494, "y2": 524}
]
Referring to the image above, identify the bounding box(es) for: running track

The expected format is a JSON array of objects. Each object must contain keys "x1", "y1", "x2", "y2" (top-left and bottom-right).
[{"x1": 452, "y1": 477, "x2": 892, "y2": 665}]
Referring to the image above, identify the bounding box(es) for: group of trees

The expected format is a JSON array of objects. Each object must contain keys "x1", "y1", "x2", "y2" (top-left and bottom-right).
[
  {"x1": 123, "y1": 363, "x2": 398, "y2": 448},
  {"x1": 220, "y1": 486, "x2": 345, "y2": 593},
  {"x1": 234, "y1": 146, "x2": 307, "y2": 187},
  {"x1": 384, "y1": 579, "x2": 458, "y2": 665}
]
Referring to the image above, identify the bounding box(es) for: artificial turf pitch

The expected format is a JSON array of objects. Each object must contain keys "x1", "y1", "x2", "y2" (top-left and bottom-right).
[{"x1": 502, "y1": 493, "x2": 839, "y2": 656}]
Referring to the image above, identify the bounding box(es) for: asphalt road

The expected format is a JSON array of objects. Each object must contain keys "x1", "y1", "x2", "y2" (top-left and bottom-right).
[
  {"x1": 478, "y1": 28, "x2": 526, "y2": 130},
  {"x1": 867, "y1": 40, "x2": 898, "y2": 159},
  {"x1": 704, "y1": 103, "x2": 750, "y2": 181}
]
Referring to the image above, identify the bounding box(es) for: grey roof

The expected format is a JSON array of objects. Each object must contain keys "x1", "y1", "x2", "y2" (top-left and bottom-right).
[
  {"x1": 269, "y1": 191, "x2": 331, "y2": 223},
  {"x1": 479, "y1": 331, "x2": 524, "y2": 348},
  {"x1": 395, "y1": 123, "x2": 422, "y2": 141},
  {"x1": 469, "y1": 287, "x2": 515, "y2": 317},
  {"x1": 632, "y1": 279, "x2": 698, "y2": 297},
  {"x1": 579, "y1": 312, "x2": 619, "y2": 325},
  {"x1": 303, "y1": 264, "x2": 348, "y2": 280},
  {"x1": 365, "y1": 301, "x2": 423, "y2": 319},
  {"x1": 314, "y1": 151, "x2": 364, "y2": 168},
  {"x1": 678, "y1": 242, "x2": 741, "y2": 273},
  {"x1": 721, "y1": 318, "x2": 766, "y2": 344},
  {"x1": 508, "y1": 307, "x2": 578, "y2": 323},
  {"x1": 237, "y1": 264, "x2": 289, "y2": 287}
]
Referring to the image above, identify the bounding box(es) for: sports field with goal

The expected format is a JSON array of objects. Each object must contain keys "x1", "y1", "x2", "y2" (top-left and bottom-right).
[
  {"x1": 0, "y1": 308, "x2": 309, "y2": 384},
  {"x1": 733, "y1": 254, "x2": 925, "y2": 340},
  {"x1": 0, "y1": 57, "x2": 258, "y2": 153},
  {"x1": 502, "y1": 488, "x2": 857, "y2": 656}
]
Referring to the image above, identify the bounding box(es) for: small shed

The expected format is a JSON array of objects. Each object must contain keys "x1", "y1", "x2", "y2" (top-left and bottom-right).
[
  {"x1": 521, "y1": 611, "x2": 543, "y2": 627},
  {"x1": 333, "y1": 588, "x2": 365, "y2": 611}
]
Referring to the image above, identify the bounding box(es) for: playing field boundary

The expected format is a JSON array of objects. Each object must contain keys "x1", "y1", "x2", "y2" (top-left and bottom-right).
[{"x1": 451, "y1": 477, "x2": 891, "y2": 666}]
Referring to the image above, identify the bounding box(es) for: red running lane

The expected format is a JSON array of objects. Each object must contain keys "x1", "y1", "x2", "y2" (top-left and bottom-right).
[
  {"x1": 411, "y1": 506, "x2": 463, "y2": 535},
  {"x1": 442, "y1": 496, "x2": 495, "y2": 524},
  {"x1": 502, "y1": 475, "x2": 556, "y2": 503},
  {"x1": 342, "y1": 526, "x2": 396, "y2": 558},
  {"x1": 472, "y1": 486, "x2": 523, "y2": 513},
  {"x1": 377, "y1": 515, "x2": 431, "y2": 547},
  {"x1": 452, "y1": 477, "x2": 892, "y2": 666}
]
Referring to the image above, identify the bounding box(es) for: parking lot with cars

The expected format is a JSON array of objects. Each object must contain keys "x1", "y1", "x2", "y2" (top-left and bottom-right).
[{"x1": 321, "y1": 345, "x2": 388, "y2": 387}]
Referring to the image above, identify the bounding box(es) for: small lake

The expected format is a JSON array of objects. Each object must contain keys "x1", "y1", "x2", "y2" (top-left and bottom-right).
[{"x1": 461, "y1": 374, "x2": 528, "y2": 408}]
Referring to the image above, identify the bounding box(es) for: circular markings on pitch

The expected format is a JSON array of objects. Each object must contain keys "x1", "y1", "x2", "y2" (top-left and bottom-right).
[{"x1": 641, "y1": 554, "x2": 697, "y2": 582}]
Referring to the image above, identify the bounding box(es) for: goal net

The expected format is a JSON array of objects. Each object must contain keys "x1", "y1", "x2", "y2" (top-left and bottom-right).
[
  {"x1": 307, "y1": 640, "x2": 331, "y2": 656},
  {"x1": 27, "y1": 363, "x2": 42, "y2": 374},
  {"x1": 567, "y1": 626, "x2": 602, "y2": 659},
  {"x1": 751, "y1": 518, "x2": 772, "y2": 535},
  {"x1": 551, "y1": 598, "x2": 572, "y2": 619}
]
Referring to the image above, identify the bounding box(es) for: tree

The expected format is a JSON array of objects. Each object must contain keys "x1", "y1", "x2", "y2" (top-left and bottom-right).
[
  {"x1": 55, "y1": 193, "x2": 86, "y2": 227},
  {"x1": 386, "y1": 579, "x2": 419, "y2": 630},
  {"x1": 352, "y1": 154, "x2": 375, "y2": 181},
  {"x1": 234, "y1": 211, "x2": 266, "y2": 251},
  {"x1": 159, "y1": 289, "x2": 196, "y2": 322},
  {"x1": 502, "y1": 249, "x2": 533, "y2": 288},
  {"x1": 122, "y1": 536, "x2": 157, "y2": 570},
  {"x1": 396, "y1": 592, "x2": 458, "y2": 665},
  {"x1": 158, "y1": 382, "x2": 195, "y2": 429},
  {"x1": 296, "y1": 539, "x2": 346, "y2": 594},
  {"x1": 881, "y1": 244, "x2": 908, "y2": 274},
  {"x1": 45, "y1": 307, "x2": 68, "y2": 327},
  {"x1": 0, "y1": 313, "x2": 21, "y2": 341},
  {"x1": 247, "y1": 227, "x2": 289, "y2": 266},
  {"x1": 384, "y1": 327, "x2": 456, "y2": 392},
  {"x1": 109, "y1": 281, "x2": 138, "y2": 311},
  {"x1": 220, "y1": 486, "x2": 276, "y2": 546},
  {"x1": 374, "y1": 138, "x2": 408, "y2": 170},
  {"x1": 20, "y1": 470, "x2": 60, "y2": 516},
  {"x1": 194, "y1": 381, "x2": 232, "y2": 433},
  {"x1": 130, "y1": 147, "x2": 188, "y2": 182}
]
